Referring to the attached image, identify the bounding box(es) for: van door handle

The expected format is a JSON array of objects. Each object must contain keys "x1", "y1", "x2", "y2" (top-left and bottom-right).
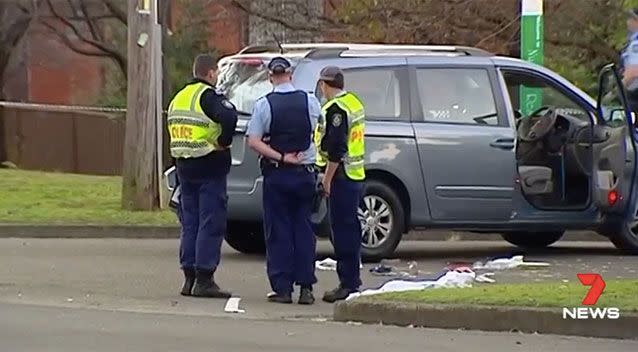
[{"x1": 489, "y1": 138, "x2": 515, "y2": 150}]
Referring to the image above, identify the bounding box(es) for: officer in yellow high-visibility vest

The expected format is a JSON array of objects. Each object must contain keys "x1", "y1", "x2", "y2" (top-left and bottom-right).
[
  {"x1": 315, "y1": 66, "x2": 366, "y2": 303},
  {"x1": 167, "y1": 53, "x2": 237, "y2": 298}
]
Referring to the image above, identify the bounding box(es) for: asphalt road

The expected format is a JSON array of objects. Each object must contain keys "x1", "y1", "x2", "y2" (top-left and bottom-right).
[
  {"x1": 0, "y1": 238, "x2": 637, "y2": 350},
  {"x1": 2, "y1": 303, "x2": 637, "y2": 352}
]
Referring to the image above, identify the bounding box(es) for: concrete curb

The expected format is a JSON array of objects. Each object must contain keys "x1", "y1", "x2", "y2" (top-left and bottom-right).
[
  {"x1": 0, "y1": 225, "x2": 180, "y2": 239},
  {"x1": 0, "y1": 224, "x2": 606, "y2": 241},
  {"x1": 334, "y1": 300, "x2": 638, "y2": 340}
]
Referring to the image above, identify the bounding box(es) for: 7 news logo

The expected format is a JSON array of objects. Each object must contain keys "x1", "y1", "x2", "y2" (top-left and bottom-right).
[{"x1": 562, "y1": 273, "x2": 620, "y2": 320}]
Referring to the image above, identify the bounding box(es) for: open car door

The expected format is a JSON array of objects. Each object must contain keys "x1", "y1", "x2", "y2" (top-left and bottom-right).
[{"x1": 592, "y1": 64, "x2": 637, "y2": 214}]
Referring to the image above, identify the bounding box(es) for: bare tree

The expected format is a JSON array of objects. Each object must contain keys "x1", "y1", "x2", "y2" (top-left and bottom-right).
[
  {"x1": 0, "y1": 1, "x2": 42, "y2": 163},
  {"x1": 231, "y1": 0, "x2": 627, "y2": 60},
  {"x1": 40, "y1": 0, "x2": 127, "y2": 77},
  {"x1": 230, "y1": 0, "x2": 332, "y2": 43},
  {"x1": 0, "y1": 1, "x2": 42, "y2": 98}
]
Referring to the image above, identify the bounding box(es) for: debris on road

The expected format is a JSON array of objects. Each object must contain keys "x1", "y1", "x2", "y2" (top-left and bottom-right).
[
  {"x1": 475, "y1": 273, "x2": 496, "y2": 283},
  {"x1": 407, "y1": 261, "x2": 418, "y2": 275},
  {"x1": 472, "y1": 255, "x2": 549, "y2": 270},
  {"x1": 315, "y1": 258, "x2": 337, "y2": 271},
  {"x1": 316, "y1": 258, "x2": 362, "y2": 271},
  {"x1": 224, "y1": 297, "x2": 245, "y2": 313},
  {"x1": 369, "y1": 264, "x2": 394, "y2": 276}
]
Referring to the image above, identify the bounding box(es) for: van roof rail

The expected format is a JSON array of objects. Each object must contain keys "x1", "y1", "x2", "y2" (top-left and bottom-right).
[{"x1": 236, "y1": 42, "x2": 493, "y2": 57}]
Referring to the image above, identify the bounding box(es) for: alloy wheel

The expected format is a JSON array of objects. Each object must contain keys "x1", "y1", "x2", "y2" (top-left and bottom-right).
[{"x1": 358, "y1": 195, "x2": 393, "y2": 249}]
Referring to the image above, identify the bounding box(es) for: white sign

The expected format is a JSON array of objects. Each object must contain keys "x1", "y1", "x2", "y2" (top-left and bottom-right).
[
  {"x1": 522, "y1": 0, "x2": 543, "y2": 16},
  {"x1": 562, "y1": 307, "x2": 621, "y2": 320}
]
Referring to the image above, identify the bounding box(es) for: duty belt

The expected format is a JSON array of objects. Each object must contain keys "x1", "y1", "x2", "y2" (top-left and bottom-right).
[{"x1": 260, "y1": 157, "x2": 315, "y2": 173}]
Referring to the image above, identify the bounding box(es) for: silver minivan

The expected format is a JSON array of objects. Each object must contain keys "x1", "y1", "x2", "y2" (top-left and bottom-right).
[{"x1": 167, "y1": 43, "x2": 638, "y2": 260}]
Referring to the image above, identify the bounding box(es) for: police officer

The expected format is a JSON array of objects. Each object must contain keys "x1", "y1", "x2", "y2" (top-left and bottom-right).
[
  {"x1": 167, "y1": 53, "x2": 238, "y2": 298},
  {"x1": 246, "y1": 57, "x2": 321, "y2": 305},
  {"x1": 622, "y1": 8, "x2": 638, "y2": 112},
  {"x1": 315, "y1": 66, "x2": 366, "y2": 303}
]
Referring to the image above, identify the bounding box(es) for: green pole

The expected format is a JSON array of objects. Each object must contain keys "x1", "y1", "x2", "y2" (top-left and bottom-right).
[{"x1": 520, "y1": 0, "x2": 544, "y2": 115}]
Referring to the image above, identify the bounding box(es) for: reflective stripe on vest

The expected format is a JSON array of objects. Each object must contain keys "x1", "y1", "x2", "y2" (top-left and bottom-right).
[
  {"x1": 315, "y1": 92, "x2": 366, "y2": 181},
  {"x1": 167, "y1": 82, "x2": 222, "y2": 159}
]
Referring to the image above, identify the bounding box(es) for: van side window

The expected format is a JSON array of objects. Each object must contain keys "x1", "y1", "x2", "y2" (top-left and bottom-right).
[
  {"x1": 415, "y1": 68, "x2": 499, "y2": 126},
  {"x1": 501, "y1": 71, "x2": 590, "y2": 122},
  {"x1": 315, "y1": 68, "x2": 403, "y2": 120}
]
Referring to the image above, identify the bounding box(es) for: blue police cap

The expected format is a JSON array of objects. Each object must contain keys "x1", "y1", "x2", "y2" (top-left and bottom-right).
[{"x1": 268, "y1": 57, "x2": 292, "y2": 74}]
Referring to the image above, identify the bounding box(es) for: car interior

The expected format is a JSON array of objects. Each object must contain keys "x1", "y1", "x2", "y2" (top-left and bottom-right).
[
  {"x1": 505, "y1": 72, "x2": 629, "y2": 211},
  {"x1": 515, "y1": 106, "x2": 594, "y2": 209}
]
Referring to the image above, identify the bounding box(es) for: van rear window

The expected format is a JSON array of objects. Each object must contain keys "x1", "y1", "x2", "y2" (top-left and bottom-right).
[{"x1": 217, "y1": 56, "x2": 299, "y2": 115}]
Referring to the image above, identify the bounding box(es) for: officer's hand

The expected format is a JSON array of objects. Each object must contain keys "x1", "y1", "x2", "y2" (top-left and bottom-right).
[
  {"x1": 321, "y1": 177, "x2": 331, "y2": 197},
  {"x1": 283, "y1": 152, "x2": 303, "y2": 165}
]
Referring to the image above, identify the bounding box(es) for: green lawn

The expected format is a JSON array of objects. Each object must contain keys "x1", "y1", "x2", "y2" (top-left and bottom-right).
[
  {"x1": 0, "y1": 169, "x2": 177, "y2": 225},
  {"x1": 373, "y1": 280, "x2": 638, "y2": 311}
]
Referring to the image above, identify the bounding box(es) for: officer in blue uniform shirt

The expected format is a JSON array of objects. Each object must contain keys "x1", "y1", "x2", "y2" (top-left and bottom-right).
[
  {"x1": 167, "y1": 53, "x2": 238, "y2": 298},
  {"x1": 622, "y1": 9, "x2": 638, "y2": 112},
  {"x1": 246, "y1": 57, "x2": 321, "y2": 305}
]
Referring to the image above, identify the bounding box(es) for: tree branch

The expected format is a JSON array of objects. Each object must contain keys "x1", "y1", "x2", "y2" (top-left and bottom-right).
[
  {"x1": 43, "y1": 0, "x2": 127, "y2": 77},
  {"x1": 229, "y1": 0, "x2": 340, "y2": 32},
  {"x1": 79, "y1": 0, "x2": 103, "y2": 42},
  {"x1": 40, "y1": 19, "x2": 110, "y2": 57},
  {"x1": 474, "y1": 14, "x2": 520, "y2": 47},
  {"x1": 102, "y1": 0, "x2": 126, "y2": 24}
]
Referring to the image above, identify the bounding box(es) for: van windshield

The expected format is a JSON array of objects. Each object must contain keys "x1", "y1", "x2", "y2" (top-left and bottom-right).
[{"x1": 216, "y1": 56, "x2": 300, "y2": 116}]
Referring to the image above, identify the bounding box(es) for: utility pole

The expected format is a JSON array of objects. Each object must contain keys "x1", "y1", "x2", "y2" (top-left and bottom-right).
[
  {"x1": 520, "y1": 0, "x2": 544, "y2": 115},
  {"x1": 122, "y1": 0, "x2": 162, "y2": 211}
]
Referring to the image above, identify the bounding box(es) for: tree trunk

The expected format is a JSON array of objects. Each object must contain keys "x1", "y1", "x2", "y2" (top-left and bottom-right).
[
  {"x1": 121, "y1": 0, "x2": 159, "y2": 210},
  {"x1": 158, "y1": 0, "x2": 172, "y2": 171}
]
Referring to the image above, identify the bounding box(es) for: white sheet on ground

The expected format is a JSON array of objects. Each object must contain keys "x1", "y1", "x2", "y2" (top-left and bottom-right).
[
  {"x1": 346, "y1": 269, "x2": 477, "y2": 300},
  {"x1": 472, "y1": 255, "x2": 550, "y2": 270}
]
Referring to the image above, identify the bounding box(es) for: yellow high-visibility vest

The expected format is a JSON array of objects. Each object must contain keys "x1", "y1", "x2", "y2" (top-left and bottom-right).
[
  {"x1": 167, "y1": 82, "x2": 222, "y2": 158},
  {"x1": 315, "y1": 92, "x2": 365, "y2": 181}
]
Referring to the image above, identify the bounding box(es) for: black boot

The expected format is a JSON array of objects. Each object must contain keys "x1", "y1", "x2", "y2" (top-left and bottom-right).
[
  {"x1": 322, "y1": 285, "x2": 356, "y2": 303},
  {"x1": 180, "y1": 268, "x2": 196, "y2": 296},
  {"x1": 192, "y1": 269, "x2": 231, "y2": 299},
  {"x1": 267, "y1": 291, "x2": 293, "y2": 304},
  {"x1": 298, "y1": 287, "x2": 315, "y2": 305}
]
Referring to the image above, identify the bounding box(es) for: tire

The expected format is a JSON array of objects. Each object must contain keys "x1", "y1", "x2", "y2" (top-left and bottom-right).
[
  {"x1": 603, "y1": 221, "x2": 638, "y2": 255},
  {"x1": 224, "y1": 222, "x2": 266, "y2": 255},
  {"x1": 501, "y1": 231, "x2": 564, "y2": 249},
  {"x1": 345, "y1": 180, "x2": 405, "y2": 262}
]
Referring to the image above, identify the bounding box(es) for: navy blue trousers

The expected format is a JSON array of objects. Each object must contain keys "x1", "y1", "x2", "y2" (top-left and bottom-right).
[
  {"x1": 263, "y1": 167, "x2": 317, "y2": 295},
  {"x1": 177, "y1": 171, "x2": 227, "y2": 272},
  {"x1": 329, "y1": 177, "x2": 364, "y2": 290}
]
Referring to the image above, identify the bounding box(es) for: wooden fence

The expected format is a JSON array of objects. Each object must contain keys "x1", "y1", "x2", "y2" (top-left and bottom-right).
[{"x1": 0, "y1": 103, "x2": 170, "y2": 176}]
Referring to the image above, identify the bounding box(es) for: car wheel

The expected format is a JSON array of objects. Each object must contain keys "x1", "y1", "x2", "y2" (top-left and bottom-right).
[
  {"x1": 224, "y1": 222, "x2": 266, "y2": 254},
  {"x1": 501, "y1": 231, "x2": 564, "y2": 249},
  {"x1": 604, "y1": 221, "x2": 638, "y2": 255},
  {"x1": 354, "y1": 180, "x2": 405, "y2": 262}
]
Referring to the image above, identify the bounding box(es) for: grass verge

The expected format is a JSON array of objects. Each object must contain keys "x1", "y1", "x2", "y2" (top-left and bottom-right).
[
  {"x1": 0, "y1": 169, "x2": 177, "y2": 225},
  {"x1": 372, "y1": 280, "x2": 638, "y2": 312}
]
